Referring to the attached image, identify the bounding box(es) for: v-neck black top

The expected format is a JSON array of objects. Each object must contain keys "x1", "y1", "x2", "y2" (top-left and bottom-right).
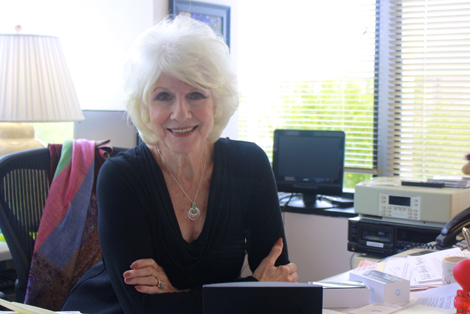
[{"x1": 61, "y1": 138, "x2": 289, "y2": 314}]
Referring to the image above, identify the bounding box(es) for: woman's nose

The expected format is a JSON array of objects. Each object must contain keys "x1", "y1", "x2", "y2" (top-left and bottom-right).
[{"x1": 171, "y1": 97, "x2": 191, "y2": 121}]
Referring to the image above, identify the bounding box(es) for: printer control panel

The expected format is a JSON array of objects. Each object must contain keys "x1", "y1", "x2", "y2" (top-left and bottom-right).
[{"x1": 378, "y1": 193, "x2": 421, "y2": 221}]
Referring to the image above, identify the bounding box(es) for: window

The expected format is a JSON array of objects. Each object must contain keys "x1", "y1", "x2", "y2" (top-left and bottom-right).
[
  {"x1": 387, "y1": 0, "x2": 470, "y2": 178},
  {"x1": 237, "y1": 1, "x2": 379, "y2": 189},
  {"x1": 32, "y1": 123, "x2": 74, "y2": 146}
]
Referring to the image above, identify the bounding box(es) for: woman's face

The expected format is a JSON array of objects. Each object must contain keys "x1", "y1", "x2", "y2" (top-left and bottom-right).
[{"x1": 148, "y1": 73, "x2": 215, "y2": 155}]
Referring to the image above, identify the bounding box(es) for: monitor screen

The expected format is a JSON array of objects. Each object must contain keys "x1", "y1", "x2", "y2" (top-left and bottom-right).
[
  {"x1": 272, "y1": 129, "x2": 345, "y2": 208},
  {"x1": 74, "y1": 110, "x2": 141, "y2": 148}
]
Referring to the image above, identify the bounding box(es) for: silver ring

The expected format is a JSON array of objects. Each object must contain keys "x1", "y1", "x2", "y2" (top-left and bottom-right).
[{"x1": 157, "y1": 279, "x2": 164, "y2": 290}]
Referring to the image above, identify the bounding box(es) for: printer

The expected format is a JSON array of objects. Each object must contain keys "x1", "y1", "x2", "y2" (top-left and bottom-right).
[
  {"x1": 354, "y1": 181, "x2": 470, "y2": 225},
  {"x1": 348, "y1": 181, "x2": 470, "y2": 256}
]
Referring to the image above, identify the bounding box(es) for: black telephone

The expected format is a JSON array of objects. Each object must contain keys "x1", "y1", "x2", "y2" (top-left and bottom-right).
[{"x1": 435, "y1": 206, "x2": 470, "y2": 250}]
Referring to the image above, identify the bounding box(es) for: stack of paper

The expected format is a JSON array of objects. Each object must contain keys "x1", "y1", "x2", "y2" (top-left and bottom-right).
[
  {"x1": 350, "y1": 248, "x2": 469, "y2": 311},
  {"x1": 0, "y1": 298, "x2": 80, "y2": 313},
  {"x1": 380, "y1": 247, "x2": 468, "y2": 290}
]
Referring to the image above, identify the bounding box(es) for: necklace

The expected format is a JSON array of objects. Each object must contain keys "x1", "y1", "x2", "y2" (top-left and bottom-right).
[{"x1": 157, "y1": 148, "x2": 207, "y2": 221}]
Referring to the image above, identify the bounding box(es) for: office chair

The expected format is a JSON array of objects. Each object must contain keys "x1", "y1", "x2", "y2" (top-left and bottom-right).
[{"x1": 0, "y1": 146, "x2": 128, "y2": 302}]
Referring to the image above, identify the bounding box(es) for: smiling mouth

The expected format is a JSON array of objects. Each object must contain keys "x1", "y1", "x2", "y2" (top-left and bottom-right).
[{"x1": 169, "y1": 126, "x2": 197, "y2": 134}]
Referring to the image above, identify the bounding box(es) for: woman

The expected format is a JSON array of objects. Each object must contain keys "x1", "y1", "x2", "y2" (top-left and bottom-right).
[{"x1": 62, "y1": 15, "x2": 297, "y2": 314}]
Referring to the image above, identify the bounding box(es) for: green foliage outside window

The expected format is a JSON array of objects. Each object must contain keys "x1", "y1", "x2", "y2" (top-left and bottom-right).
[
  {"x1": 238, "y1": 78, "x2": 376, "y2": 190},
  {"x1": 31, "y1": 122, "x2": 74, "y2": 146}
]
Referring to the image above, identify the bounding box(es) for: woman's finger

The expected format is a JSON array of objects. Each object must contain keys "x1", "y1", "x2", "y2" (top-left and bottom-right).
[
  {"x1": 130, "y1": 258, "x2": 163, "y2": 272},
  {"x1": 135, "y1": 285, "x2": 160, "y2": 294},
  {"x1": 123, "y1": 258, "x2": 189, "y2": 294},
  {"x1": 263, "y1": 238, "x2": 283, "y2": 267},
  {"x1": 124, "y1": 258, "x2": 166, "y2": 280},
  {"x1": 124, "y1": 275, "x2": 157, "y2": 286},
  {"x1": 285, "y1": 263, "x2": 297, "y2": 274},
  {"x1": 253, "y1": 238, "x2": 285, "y2": 281},
  {"x1": 124, "y1": 266, "x2": 158, "y2": 279},
  {"x1": 124, "y1": 267, "x2": 170, "y2": 285}
]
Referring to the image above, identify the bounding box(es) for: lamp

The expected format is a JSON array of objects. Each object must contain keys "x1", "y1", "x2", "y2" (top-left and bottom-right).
[{"x1": 0, "y1": 26, "x2": 84, "y2": 156}]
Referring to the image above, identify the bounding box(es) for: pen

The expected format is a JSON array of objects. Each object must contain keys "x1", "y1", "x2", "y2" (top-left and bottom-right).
[{"x1": 462, "y1": 227, "x2": 470, "y2": 248}]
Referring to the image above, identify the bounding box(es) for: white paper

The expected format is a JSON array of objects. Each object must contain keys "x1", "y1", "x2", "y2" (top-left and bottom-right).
[
  {"x1": 384, "y1": 257, "x2": 410, "y2": 280},
  {"x1": 349, "y1": 303, "x2": 402, "y2": 314},
  {"x1": 395, "y1": 304, "x2": 454, "y2": 314},
  {"x1": 323, "y1": 309, "x2": 347, "y2": 314},
  {"x1": 410, "y1": 282, "x2": 461, "y2": 310},
  {"x1": 406, "y1": 248, "x2": 464, "y2": 283},
  {"x1": 383, "y1": 256, "x2": 440, "y2": 290}
]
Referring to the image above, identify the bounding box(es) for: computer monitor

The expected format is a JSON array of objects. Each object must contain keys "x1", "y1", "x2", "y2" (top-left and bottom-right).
[
  {"x1": 203, "y1": 282, "x2": 322, "y2": 314},
  {"x1": 272, "y1": 129, "x2": 345, "y2": 209},
  {"x1": 74, "y1": 110, "x2": 141, "y2": 147}
]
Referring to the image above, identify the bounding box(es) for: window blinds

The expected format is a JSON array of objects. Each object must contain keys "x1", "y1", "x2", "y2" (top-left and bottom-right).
[
  {"x1": 237, "y1": 0, "x2": 379, "y2": 174},
  {"x1": 387, "y1": 0, "x2": 470, "y2": 178}
]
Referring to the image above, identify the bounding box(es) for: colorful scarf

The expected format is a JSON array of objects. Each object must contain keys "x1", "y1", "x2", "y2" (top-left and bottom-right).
[{"x1": 25, "y1": 139, "x2": 110, "y2": 311}]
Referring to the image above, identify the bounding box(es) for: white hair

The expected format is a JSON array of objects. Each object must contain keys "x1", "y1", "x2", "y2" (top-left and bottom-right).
[{"x1": 123, "y1": 15, "x2": 239, "y2": 145}]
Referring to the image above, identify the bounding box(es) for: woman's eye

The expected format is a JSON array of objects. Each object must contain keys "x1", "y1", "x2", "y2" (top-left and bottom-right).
[
  {"x1": 188, "y1": 92, "x2": 207, "y2": 101},
  {"x1": 155, "y1": 92, "x2": 172, "y2": 101}
]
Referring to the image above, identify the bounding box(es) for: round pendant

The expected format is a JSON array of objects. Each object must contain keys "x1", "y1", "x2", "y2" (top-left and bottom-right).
[{"x1": 188, "y1": 206, "x2": 201, "y2": 220}]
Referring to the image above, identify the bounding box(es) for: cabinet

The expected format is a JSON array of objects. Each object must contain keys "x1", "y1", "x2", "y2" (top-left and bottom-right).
[{"x1": 283, "y1": 209, "x2": 356, "y2": 282}]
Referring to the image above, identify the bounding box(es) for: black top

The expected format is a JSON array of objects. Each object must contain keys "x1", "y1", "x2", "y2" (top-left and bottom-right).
[{"x1": 62, "y1": 138, "x2": 289, "y2": 314}]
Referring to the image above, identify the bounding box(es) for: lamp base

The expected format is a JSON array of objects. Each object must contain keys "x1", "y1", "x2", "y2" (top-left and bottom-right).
[{"x1": 0, "y1": 123, "x2": 45, "y2": 157}]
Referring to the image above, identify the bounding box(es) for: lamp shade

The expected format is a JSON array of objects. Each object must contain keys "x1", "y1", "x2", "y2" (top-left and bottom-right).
[{"x1": 0, "y1": 34, "x2": 84, "y2": 122}]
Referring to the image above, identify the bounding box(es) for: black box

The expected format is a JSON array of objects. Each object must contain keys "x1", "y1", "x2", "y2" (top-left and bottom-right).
[{"x1": 203, "y1": 282, "x2": 322, "y2": 314}]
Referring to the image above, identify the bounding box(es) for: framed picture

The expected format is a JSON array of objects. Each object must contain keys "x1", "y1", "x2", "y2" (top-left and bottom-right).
[{"x1": 169, "y1": 0, "x2": 231, "y2": 48}]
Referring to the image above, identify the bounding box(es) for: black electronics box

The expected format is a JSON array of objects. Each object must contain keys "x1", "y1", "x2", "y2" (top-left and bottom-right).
[
  {"x1": 348, "y1": 216, "x2": 442, "y2": 257},
  {"x1": 203, "y1": 282, "x2": 322, "y2": 314}
]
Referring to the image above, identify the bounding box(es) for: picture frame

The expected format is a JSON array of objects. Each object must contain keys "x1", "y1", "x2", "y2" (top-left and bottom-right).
[{"x1": 169, "y1": 0, "x2": 231, "y2": 48}]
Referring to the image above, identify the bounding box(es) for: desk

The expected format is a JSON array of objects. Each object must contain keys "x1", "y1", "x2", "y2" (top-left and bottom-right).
[
  {"x1": 320, "y1": 249, "x2": 460, "y2": 312},
  {"x1": 320, "y1": 270, "x2": 448, "y2": 311}
]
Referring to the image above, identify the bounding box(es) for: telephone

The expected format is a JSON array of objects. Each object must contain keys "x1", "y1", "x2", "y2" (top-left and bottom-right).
[{"x1": 435, "y1": 206, "x2": 470, "y2": 250}]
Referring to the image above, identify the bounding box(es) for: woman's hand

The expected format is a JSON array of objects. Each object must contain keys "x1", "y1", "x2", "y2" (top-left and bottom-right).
[
  {"x1": 253, "y1": 238, "x2": 298, "y2": 282},
  {"x1": 123, "y1": 258, "x2": 189, "y2": 294}
]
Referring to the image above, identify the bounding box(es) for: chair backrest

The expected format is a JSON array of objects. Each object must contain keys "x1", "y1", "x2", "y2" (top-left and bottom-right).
[{"x1": 0, "y1": 146, "x2": 128, "y2": 302}]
